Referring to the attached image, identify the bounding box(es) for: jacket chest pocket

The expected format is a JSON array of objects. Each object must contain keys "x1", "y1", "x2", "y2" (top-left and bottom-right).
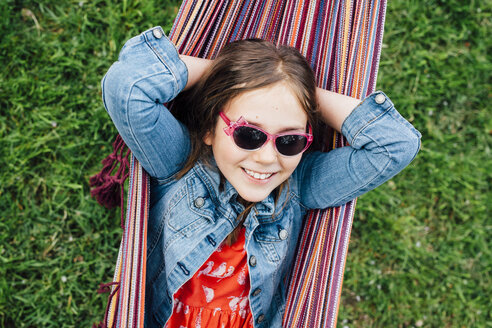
[
  {"x1": 166, "y1": 187, "x2": 210, "y2": 237},
  {"x1": 254, "y1": 220, "x2": 291, "y2": 263},
  {"x1": 168, "y1": 213, "x2": 209, "y2": 237}
]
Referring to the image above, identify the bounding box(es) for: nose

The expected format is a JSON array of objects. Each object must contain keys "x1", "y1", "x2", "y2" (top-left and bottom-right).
[{"x1": 252, "y1": 139, "x2": 277, "y2": 164}]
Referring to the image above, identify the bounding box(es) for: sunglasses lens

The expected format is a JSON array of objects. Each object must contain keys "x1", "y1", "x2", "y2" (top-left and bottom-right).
[
  {"x1": 233, "y1": 126, "x2": 267, "y2": 150},
  {"x1": 276, "y1": 135, "x2": 308, "y2": 156}
]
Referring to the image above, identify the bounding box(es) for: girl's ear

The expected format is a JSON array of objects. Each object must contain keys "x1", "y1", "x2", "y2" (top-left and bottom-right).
[{"x1": 203, "y1": 131, "x2": 213, "y2": 145}]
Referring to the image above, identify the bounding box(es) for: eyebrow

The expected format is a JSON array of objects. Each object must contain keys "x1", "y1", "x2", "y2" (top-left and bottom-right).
[{"x1": 246, "y1": 119, "x2": 306, "y2": 133}]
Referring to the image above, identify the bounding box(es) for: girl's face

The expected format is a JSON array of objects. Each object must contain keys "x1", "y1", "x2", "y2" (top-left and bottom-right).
[{"x1": 204, "y1": 82, "x2": 308, "y2": 203}]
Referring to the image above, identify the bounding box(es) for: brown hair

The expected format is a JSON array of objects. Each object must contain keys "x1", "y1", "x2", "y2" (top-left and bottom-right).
[{"x1": 171, "y1": 39, "x2": 319, "y2": 243}]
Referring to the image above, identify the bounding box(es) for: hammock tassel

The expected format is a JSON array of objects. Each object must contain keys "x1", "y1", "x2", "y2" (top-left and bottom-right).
[{"x1": 90, "y1": 134, "x2": 130, "y2": 227}]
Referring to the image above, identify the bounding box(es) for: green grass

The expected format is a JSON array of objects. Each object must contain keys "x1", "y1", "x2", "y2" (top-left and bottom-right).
[{"x1": 0, "y1": 0, "x2": 490, "y2": 327}]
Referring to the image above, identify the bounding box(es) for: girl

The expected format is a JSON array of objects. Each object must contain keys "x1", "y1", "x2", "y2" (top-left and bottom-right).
[{"x1": 102, "y1": 26, "x2": 421, "y2": 328}]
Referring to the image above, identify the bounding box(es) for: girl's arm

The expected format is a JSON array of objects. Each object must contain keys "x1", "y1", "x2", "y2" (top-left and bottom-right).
[
  {"x1": 102, "y1": 27, "x2": 191, "y2": 180},
  {"x1": 316, "y1": 88, "x2": 361, "y2": 132},
  {"x1": 295, "y1": 91, "x2": 421, "y2": 209},
  {"x1": 179, "y1": 55, "x2": 212, "y2": 90}
]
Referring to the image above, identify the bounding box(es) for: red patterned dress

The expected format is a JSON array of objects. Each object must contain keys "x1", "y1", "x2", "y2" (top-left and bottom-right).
[{"x1": 165, "y1": 228, "x2": 254, "y2": 328}]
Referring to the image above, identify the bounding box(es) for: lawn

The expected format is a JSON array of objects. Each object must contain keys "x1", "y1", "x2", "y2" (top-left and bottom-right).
[{"x1": 0, "y1": 0, "x2": 490, "y2": 327}]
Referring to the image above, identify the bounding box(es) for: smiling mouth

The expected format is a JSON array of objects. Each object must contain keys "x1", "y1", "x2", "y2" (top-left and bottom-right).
[{"x1": 243, "y1": 168, "x2": 275, "y2": 180}]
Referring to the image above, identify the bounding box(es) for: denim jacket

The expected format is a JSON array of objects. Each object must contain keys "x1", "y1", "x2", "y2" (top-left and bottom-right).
[{"x1": 101, "y1": 27, "x2": 421, "y2": 328}]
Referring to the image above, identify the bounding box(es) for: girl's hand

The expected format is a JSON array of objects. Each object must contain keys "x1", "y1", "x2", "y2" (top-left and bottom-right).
[{"x1": 316, "y1": 88, "x2": 361, "y2": 132}]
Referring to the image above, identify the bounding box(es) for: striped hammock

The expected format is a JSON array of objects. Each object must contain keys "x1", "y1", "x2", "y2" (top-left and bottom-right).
[{"x1": 95, "y1": 0, "x2": 387, "y2": 327}]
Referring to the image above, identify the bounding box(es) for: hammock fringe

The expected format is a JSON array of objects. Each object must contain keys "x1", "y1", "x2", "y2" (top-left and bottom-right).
[{"x1": 93, "y1": 282, "x2": 120, "y2": 328}]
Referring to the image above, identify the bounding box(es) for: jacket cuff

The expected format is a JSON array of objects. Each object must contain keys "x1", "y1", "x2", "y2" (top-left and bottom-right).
[
  {"x1": 142, "y1": 26, "x2": 189, "y2": 96},
  {"x1": 341, "y1": 91, "x2": 394, "y2": 146}
]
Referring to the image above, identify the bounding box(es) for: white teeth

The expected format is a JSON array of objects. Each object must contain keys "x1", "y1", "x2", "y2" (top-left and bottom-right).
[{"x1": 244, "y1": 169, "x2": 273, "y2": 180}]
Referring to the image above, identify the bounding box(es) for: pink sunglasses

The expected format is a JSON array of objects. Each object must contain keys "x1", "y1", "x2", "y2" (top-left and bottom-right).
[{"x1": 219, "y1": 112, "x2": 313, "y2": 156}]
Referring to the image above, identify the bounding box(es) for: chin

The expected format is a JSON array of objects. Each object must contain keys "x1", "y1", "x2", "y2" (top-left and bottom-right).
[{"x1": 237, "y1": 190, "x2": 272, "y2": 203}]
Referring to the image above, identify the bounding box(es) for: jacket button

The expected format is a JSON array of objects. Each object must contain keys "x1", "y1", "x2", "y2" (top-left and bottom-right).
[
  {"x1": 152, "y1": 28, "x2": 163, "y2": 39},
  {"x1": 194, "y1": 197, "x2": 205, "y2": 208},
  {"x1": 252, "y1": 288, "x2": 262, "y2": 297},
  {"x1": 375, "y1": 93, "x2": 386, "y2": 104},
  {"x1": 249, "y1": 255, "x2": 257, "y2": 267},
  {"x1": 257, "y1": 314, "x2": 265, "y2": 323},
  {"x1": 278, "y1": 229, "x2": 288, "y2": 240}
]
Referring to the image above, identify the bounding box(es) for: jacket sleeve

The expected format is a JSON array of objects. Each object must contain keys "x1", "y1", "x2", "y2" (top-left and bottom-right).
[
  {"x1": 295, "y1": 91, "x2": 422, "y2": 209},
  {"x1": 101, "y1": 26, "x2": 190, "y2": 180}
]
